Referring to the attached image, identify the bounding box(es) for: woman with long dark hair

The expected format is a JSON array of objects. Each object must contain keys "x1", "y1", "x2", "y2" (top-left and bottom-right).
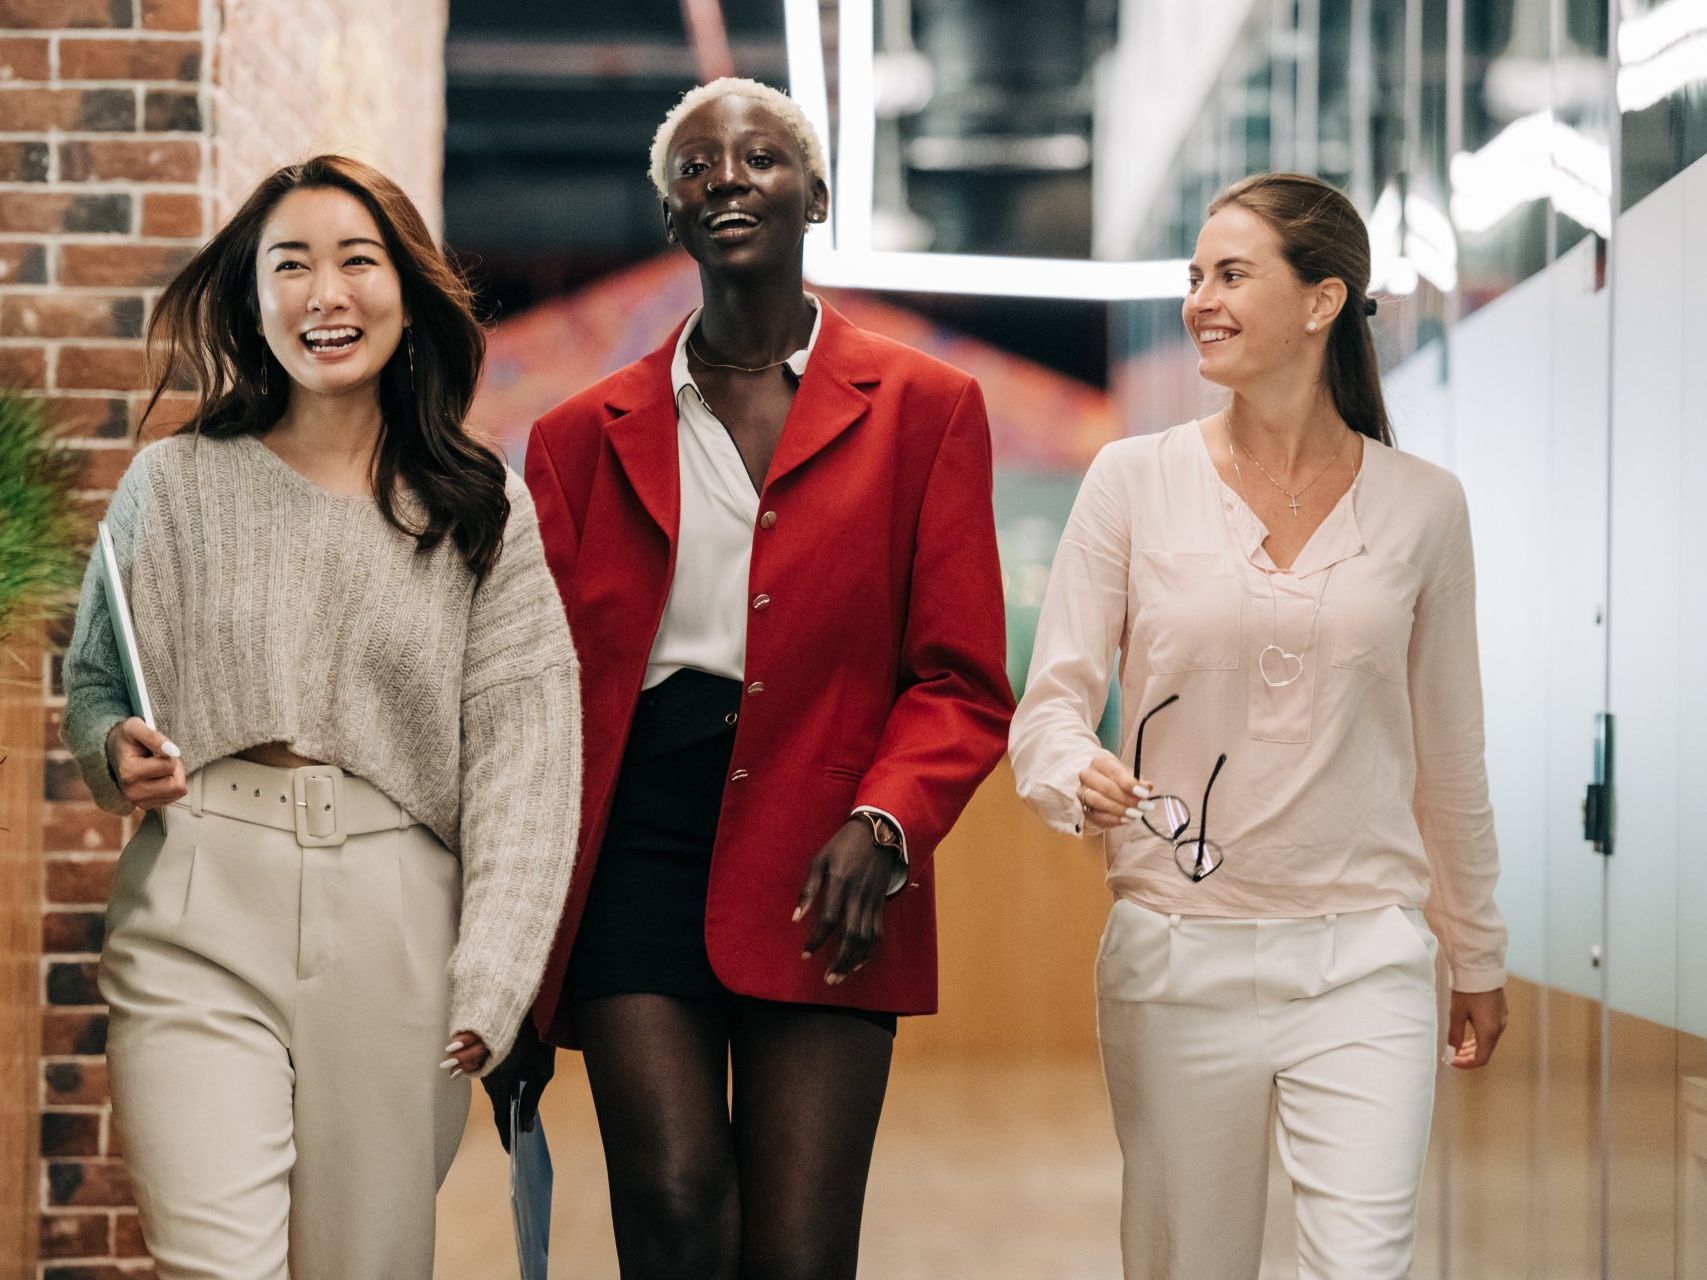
[
  {"x1": 510, "y1": 78, "x2": 1013, "y2": 1278},
  {"x1": 61, "y1": 155, "x2": 581, "y2": 1278},
  {"x1": 1010, "y1": 173, "x2": 1508, "y2": 1278}
]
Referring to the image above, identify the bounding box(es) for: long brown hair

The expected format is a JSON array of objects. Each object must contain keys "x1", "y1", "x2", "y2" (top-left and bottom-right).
[
  {"x1": 1208, "y1": 172, "x2": 1393, "y2": 446},
  {"x1": 141, "y1": 154, "x2": 509, "y2": 577}
]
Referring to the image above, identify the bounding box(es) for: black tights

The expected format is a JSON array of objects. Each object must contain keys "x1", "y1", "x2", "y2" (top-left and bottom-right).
[{"x1": 575, "y1": 993, "x2": 895, "y2": 1280}]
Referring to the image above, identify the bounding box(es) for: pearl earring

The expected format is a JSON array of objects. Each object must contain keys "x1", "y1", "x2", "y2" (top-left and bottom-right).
[{"x1": 1306, "y1": 321, "x2": 1319, "y2": 333}]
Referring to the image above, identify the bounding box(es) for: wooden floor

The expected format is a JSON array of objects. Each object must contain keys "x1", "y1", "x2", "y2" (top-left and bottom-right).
[
  {"x1": 433, "y1": 1053, "x2": 1124, "y2": 1280},
  {"x1": 433, "y1": 1050, "x2": 1359, "y2": 1280}
]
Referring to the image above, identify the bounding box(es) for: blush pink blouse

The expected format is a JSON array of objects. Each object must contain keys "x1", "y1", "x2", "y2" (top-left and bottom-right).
[{"x1": 1009, "y1": 420, "x2": 1507, "y2": 991}]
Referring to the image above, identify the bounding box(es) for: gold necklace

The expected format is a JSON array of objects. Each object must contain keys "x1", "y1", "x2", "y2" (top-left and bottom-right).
[
  {"x1": 1224, "y1": 405, "x2": 1349, "y2": 517},
  {"x1": 686, "y1": 333, "x2": 794, "y2": 374},
  {"x1": 1223, "y1": 428, "x2": 1348, "y2": 688}
]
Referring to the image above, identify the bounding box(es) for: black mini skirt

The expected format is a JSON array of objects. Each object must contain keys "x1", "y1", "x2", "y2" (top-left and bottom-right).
[{"x1": 567, "y1": 667, "x2": 895, "y2": 1034}]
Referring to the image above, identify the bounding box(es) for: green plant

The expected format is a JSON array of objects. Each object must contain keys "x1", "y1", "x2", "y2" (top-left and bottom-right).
[{"x1": 0, "y1": 389, "x2": 85, "y2": 640}]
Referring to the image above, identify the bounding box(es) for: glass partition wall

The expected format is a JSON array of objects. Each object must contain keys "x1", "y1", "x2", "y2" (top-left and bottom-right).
[
  {"x1": 806, "y1": 0, "x2": 1703, "y2": 1270},
  {"x1": 1098, "y1": 2, "x2": 1703, "y2": 1276}
]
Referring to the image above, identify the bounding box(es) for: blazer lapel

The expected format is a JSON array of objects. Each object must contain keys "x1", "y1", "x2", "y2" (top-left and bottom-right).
[
  {"x1": 603, "y1": 323, "x2": 685, "y2": 542},
  {"x1": 764, "y1": 302, "x2": 883, "y2": 489}
]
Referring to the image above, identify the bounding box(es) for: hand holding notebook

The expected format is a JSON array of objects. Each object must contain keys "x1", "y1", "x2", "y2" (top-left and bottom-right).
[{"x1": 96, "y1": 520, "x2": 184, "y2": 809}]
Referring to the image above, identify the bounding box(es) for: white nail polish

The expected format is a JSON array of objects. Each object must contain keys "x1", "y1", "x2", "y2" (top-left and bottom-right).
[
  {"x1": 438, "y1": 1058, "x2": 457, "y2": 1070},
  {"x1": 445, "y1": 1041, "x2": 466, "y2": 1054},
  {"x1": 161, "y1": 739, "x2": 182, "y2": 759},
  {"x1": 791, "y1": 907, "x2": 804, "y2": 923},
  {"x1": 1138, "y1": 800, "x2": 1155, "y2": 812},
  {"x1": 1124, "y1": 807, "x2": 1142, "y2": 819},
  {"x1": 450, "y1": 1067, "x2": 464, "y2": 1080}
]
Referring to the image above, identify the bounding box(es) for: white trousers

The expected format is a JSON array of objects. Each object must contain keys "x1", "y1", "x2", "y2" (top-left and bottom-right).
[
  {"x1": 1096, "y1": 900, "x2": 1439, "y2": 1280},
  {"x1": 99, "y1": 775, "x2": 470, "y2": 1280}
]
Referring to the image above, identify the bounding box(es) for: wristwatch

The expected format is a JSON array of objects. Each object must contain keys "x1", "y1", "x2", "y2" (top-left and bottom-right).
[{"x1": 854, "y1": 809, "x2": 903, "y2": 853}]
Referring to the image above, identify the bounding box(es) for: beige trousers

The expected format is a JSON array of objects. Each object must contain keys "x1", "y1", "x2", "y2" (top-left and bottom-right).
[
  {"x1": 99, "y1": 761, "x2": 470, "y2": 1280},
  {"x1": 1096, "y1": 900, "x2": 1440, "y2": 1280}
]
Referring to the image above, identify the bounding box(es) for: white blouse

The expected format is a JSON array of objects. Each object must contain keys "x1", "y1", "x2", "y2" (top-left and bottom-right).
[
  {"x1": 1008, "y1": 421, "x2": 1507, "y2": 991},
  {"x1": 643, "y1": 297, "x2": 822, "y2": 689},
  {"x1": 646, "y1": 298, "x2": 909, "y2": 885}
]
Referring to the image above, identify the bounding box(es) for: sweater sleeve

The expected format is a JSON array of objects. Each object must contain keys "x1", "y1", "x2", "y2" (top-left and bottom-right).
[
  {"x1": 61, "y1": 451, "x2": 152, "y2": 815},
  {"x1": 1409, "y1": 478, "x2": 1507, "y2": 992},
  {"x1": 1008, "y1": 444, "x2": 1132, "y2": 836},
  {"x1": 448, "y1": 474, "x2": 583, "y2": 1070}
]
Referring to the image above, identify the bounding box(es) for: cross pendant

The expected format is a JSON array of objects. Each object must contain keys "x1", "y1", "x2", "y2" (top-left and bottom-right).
[{"x1": 1287, "y1": 495, "x2": 1302, "y2": 517}]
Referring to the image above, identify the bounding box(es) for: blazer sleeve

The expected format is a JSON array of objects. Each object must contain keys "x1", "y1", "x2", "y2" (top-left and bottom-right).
[{"x1": 852, "y1": 376, "x2": 1015, "y2": 885}]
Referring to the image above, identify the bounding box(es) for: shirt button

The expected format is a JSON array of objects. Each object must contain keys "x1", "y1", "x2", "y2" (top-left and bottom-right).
[
  {"x1": 759, "y1": 510, "x2": 777, "y2": 529},
  {"x1": 746, "y1": 681, "x2": 765, "y2": 696},
  {"x1": 730, "y1": 768, "x2": 750, "y2": 782},
  {"x1": 752, "y1": 594, "x2": 770, "y2": 611}
]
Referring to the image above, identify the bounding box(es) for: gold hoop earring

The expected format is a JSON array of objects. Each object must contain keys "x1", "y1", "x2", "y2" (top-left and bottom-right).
[{"x1": 406, "y1": 327, "x2": 415, "y2": 385}]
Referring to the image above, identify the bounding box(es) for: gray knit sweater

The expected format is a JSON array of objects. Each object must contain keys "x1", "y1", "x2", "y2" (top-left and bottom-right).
[{"x1": 61, "y1": 431, "x2": 582, "y2": 1068}]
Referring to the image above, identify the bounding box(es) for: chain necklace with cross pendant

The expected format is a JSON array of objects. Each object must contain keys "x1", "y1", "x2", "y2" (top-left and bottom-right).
[{"x1": 1224, "y1": 404, "x2": 1349, "y2": 517}]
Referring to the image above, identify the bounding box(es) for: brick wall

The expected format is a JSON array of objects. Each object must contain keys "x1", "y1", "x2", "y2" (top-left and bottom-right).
[
  {"x1": 0, "y1": 1, "x2": 446, "y2": 1274},
  {"x1": 212, "y1": 1, "x2": 445, "y2": 229}
]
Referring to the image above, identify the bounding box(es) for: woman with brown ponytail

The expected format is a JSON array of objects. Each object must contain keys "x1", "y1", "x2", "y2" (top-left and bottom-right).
[{"x1": 1010, "y1": 173, "x2": 1508, "y2": 1278}]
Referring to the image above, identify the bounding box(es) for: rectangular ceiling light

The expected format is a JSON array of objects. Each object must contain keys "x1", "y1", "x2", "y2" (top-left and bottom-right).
[{"x1": 782, "y1": 0, "x2": 1189, "y2": 301}]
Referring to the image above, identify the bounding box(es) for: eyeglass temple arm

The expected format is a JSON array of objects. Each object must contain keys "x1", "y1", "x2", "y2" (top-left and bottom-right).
[
  {"x1": 1199, "y1": 753, "x2": 1227, "y2": 836},
  {"x1": 1133, "y1": 693, "x2": 1181, "y2": 777}
]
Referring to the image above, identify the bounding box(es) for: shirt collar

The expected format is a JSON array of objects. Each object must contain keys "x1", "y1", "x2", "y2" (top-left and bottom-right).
[{"x1": 672, "y1": 293, "x2": 824, "y2": 401}]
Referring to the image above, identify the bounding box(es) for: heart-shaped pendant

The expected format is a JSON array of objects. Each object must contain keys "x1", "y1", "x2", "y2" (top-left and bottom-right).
[{"x1": 1259, "y1": 643, "x2": 1304, "y2": 688}]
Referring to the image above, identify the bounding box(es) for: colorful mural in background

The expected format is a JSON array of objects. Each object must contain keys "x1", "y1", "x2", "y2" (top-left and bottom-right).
[{"x1": 467, "y1": 253, "x2": 1116, "y2": 472}]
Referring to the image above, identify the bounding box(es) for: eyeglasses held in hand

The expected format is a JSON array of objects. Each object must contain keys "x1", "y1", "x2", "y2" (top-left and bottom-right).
[{"x1": 1133, "y1": 694, "x2": 1230, "y2": 883}]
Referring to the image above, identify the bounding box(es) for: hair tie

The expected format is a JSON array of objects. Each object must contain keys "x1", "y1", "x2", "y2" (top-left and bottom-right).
[{"x1": 1363, "y1": 297, "x2": 1379, "y2": 317}]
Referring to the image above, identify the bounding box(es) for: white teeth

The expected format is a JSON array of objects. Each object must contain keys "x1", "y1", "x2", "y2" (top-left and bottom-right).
[
  {"x1": 709, "y1": 211, "x2": 759, "y2": 230},
  {"x1": 1199, "y1": 329, "x2": 1236, "y2": 343},
  {"x1": 303, "y1": 327, "x2": 360, "y2": 342}
]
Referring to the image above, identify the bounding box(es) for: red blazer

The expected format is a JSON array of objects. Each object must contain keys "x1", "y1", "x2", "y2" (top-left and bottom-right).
[{"x1": 524, "y1": 300, "x2": 1014, "y2": 1039}]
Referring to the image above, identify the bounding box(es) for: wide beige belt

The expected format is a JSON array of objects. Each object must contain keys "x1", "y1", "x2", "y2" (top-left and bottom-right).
[{"x1": 174, "y1": 756, "x2": 418, "y2": 848}]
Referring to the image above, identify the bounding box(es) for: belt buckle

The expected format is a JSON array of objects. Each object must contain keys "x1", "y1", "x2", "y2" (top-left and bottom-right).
[{"x1": 292, "y1": 765, "x2": 347, "y2": 847}]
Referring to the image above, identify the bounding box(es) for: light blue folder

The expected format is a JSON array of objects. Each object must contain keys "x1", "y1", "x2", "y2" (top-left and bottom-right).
[{"x1": 509, "y1": 1092, "x2": 552, "y2": 1280}]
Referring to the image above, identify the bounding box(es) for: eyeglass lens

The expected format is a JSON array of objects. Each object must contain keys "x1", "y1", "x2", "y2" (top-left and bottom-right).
[
  {"x1": 1171, "y1": 753, "x2": 1228, "y2": 883},
  {"x1": 1135, "y1": 694, "x2": 1191, "y2": 840}
]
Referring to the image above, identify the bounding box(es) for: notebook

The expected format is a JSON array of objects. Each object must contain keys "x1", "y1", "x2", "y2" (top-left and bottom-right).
[{"x1": 95, "y1": 520, "x2": 155, "y2": 728}]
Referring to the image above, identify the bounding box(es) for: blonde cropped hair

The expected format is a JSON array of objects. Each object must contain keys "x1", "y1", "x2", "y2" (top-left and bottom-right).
[{"x1": 648, "y1": 77, "x2": 829, "y2": 201}]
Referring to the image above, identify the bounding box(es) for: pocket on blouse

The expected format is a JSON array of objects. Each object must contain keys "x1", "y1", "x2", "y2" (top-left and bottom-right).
[
  {"x1": 1131, "y1": 551, "x2": 1241, "y2": 673},
  {"x1": 1328, "y1": 554, "x2": 1422, "y2": 685}
]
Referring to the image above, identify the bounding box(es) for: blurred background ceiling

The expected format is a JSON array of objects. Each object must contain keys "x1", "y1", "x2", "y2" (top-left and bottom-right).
[{"x1": 443, "y1": 0, "x2": 1113, "y2": 384}]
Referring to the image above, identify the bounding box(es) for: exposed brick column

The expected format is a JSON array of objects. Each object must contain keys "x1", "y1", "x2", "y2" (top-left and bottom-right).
[
  {"x1": 0, "y1": 1, "x2": 446, "y2": 1274},
  {"x1": 2, "y1": 5, "x2": 210, "y2": 1273}
]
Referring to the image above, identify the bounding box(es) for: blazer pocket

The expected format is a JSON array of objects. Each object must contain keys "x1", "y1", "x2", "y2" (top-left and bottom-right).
[
  {"x1": 1131, "y1": 551, "x2": 1242, "y2": 673},
  {"x1": 1095, "y1": 898, "x2": 1173, "y2": 1003}
]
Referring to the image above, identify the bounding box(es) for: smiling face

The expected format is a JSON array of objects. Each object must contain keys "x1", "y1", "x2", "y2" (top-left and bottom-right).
[
  {"x1": 662, "y1": 94, "x2": 828, "y2": 273},
  {"x1": 1183, "y1": 203, "x2": 1344, "y2": 392},
  {"x1": 254, "y1": 186, "x2": 407, "y2": 401}
]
